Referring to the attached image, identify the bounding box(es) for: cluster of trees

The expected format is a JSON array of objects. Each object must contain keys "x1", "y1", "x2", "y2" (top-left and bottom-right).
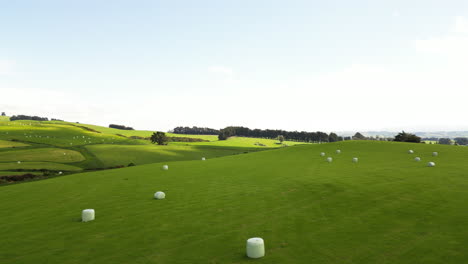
[
  {"x1": 218, "y1": 126, "x2": 335, "y2": 142},
  {"x1": 10, "y1": 115, "x2": 49, "y2": 121},
  {"x1": 1, "y1": 112, "x2": 5, "y2": 116},
  {"x1": 172, "y1": 126, "x2": 219, "y2": 135},
  {"x1": 109, "y1": 124, "x2": 134, "y2": 130},
  {"x1": 394, "y1": 131, "x2": 421, "y2": 143},
  {"x1": 454, "y1": 137, "x2": 468, "y2": 145}
]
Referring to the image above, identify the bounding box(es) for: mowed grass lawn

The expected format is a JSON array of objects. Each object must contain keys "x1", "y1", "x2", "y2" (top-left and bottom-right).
[
  {"x1": 0, "y1": 148, "x2": 85, "y2": 163},
  {"x1": 85, "y1": 144, "x2": 260, "y2": 167},
  {"x1": 1, "y1": 141, "x2": 468, "y2": 263}
]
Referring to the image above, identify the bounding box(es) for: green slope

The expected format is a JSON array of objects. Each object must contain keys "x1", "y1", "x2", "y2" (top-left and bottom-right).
[{"x1": 1, "y1": 141, "x2": 467, "y2": 263}]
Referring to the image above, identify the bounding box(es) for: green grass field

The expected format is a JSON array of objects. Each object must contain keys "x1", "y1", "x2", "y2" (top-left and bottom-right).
[
  {"x1": 1, "y1": 141, "x2": 467, "y2": 263},
  {"x1": 0, "y1": 139, "x2": 29, "y2": 148},
  {"x1": 85, "y1": 144, "x2": 261, "y2": 167},
  {"x1": 0, "y1": 148, "x2": 85, "y2": 163},
  {"x1": 0, "y1": 161, "x2": 83, "y2": 171}
]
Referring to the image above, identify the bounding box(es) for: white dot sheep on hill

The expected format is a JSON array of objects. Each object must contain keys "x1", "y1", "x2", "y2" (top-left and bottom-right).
[
  {"x1": 320, "y1": 152, "x2": 325, "y2": 157},
  {"x1": 352, "y1": 157, "x2": 358, "y2": 163},
  {"x1": 432, "y1": 152, "x2": 438, "y2": 157},
  {"x1": 428, "y1": 162, "x2": 436, "y2": 167},
  {"x1": 327, "y1": 157, "x2": 333, "y2": 163},
  {"x1": 162, "y1": 165, "x2": 169, "y2": 170},
  {"x1": 415, "y1": 157, "x2": 421, "y2": 162},
  {"x1": 82, "y1": 209, "x2": 95, "y2": 222},
  {"x1": 408, "y1": 150, "x2": 414, "y2": 154},
  {"x1": 336, "y1": 150, "x2": 341, "y2": 154},
  {"x1": 246, "y1": 237, "x2": 265, "y2": 259},
  {"x1": 154, "y1": 191, "x2": 166, "y2": 199}
]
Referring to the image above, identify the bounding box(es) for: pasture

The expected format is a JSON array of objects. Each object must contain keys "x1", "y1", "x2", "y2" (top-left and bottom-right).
[{"x1": 1, "y1": 141, "x2": 467, "y2": 263}]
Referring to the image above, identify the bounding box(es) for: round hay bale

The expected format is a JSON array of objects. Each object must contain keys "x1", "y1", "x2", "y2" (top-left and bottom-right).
[
  {"x1": 58, "y1": 171, "x2": 63, "y2": 175},
  {"x1": 154, "y1": 191, "x2": 166, "y2": 200},
  {"x1": 414, "y1": 157, "x2": 421, "y2": 162},
  {"x1": 162, "y1": 165, "x2": 169, "y2": 170},
  {"x1": 246, "y1": 237, "x2": 265, "y2": 259},
  {"x1": 428, "y1": 162, "x2": 435, "y2": 167},
  {"x1": 82, "y1": 209, "x2": 95, "y2": 222},
  {"x1": 352, "y1": 157, "x2": 358, "y2": 163},
  {"x1": 17, "y1": 161, "x2": 21, "y2": 164},
  {"x1": 432, "y1": 152, "x2": 438, "y2": 157},
  {"x1": 201, "y1": 157, "x2": 206, "y2": 161},
  {"x1": 320, "y1": 152, "x2": 325, "y2": 157},
  {"x1": 336, "y1": 149, "x2": 341, "y2": 154},
  {"x1": 326, "y1": 157, "x2": 333, "y2": 163},
  {"x1": 408, "y1": 150, "x2": 414, "y2": 154}
]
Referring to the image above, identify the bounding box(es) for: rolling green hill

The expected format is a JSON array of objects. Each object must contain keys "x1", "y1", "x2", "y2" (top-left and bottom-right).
[
  {"x1": 1, "y1": 141, "x2": 466, "y2": 263},
  {"x1": 0, "y1": 119, "x2": 297, "y2": 177}
]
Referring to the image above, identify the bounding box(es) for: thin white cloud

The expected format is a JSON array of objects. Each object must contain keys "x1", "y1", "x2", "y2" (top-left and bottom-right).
[{"x1": 392, "y1": 10, "x2": 400, "y2": 17}]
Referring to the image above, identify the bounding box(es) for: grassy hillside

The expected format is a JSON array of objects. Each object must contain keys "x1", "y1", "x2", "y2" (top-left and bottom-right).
[
  {"x1": 1, "y1": 141, "x2": 467, "y2": 263},
  {"x1": 85, "y1": 144, "x2": 260, "y2": 167}
]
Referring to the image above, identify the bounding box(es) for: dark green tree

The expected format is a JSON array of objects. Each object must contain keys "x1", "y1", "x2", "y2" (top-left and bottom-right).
[
  {"x1": 454, "y1": 137, "x2": 468, "y2": 145},
  {"x1": 394, "y1": 131, "x2": 421, "y2": 143},
  {"x1": 328, "y1": 133, "x2": 339, "y2": 142},
  {"x1": 1, "y1": 112, "x2": 5, "y2": 116},
  {"x1": 150, "y1": 132, "x2": 168, "y2": 145}
]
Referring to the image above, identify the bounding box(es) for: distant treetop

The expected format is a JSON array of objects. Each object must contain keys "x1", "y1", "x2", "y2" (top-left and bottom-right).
[
  {"x1": 10, "y1": 115, "x2": 48, "y2": 121},
  {"x1": 172, "y1": 126, "x2": 219, "y2": 135}
]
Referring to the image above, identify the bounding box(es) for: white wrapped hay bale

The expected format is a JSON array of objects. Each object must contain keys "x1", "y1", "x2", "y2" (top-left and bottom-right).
[
  {"x1": 154, "y1": 191, "x2": 166, "y2": 199},
  {"x1": 82, "y1": 209, "x2": 95, "y2": 222},
  {"x1": 58, "y1": 171, "x2": 63, "y2": 175},
  {"x1": 427, "y1": 162, "x2": 435, "y2": 167},
  {"x1": 432, "y1": 152, "x2": 438, "y2": 157},
  {"x1": 414, "y1": 157, "x2": 421, "y2": 162},
  {"x1": 352, "y1": 157, "x2": 358, "y2": 163},
  {"x1": 336, "y1": 149, "x2": 341, "y2": 154},
  {"x1": 320, "y1": 152, "x2": 325, "y2": 157},
  {"x1": 408, "y1": 150, "x2": 414, "y2": 154},
  {"x1": 17, "y1": 161, "x2": 21, "y2": 164},
  {"x1": 326, "y1": 157, "x2": 333, "y2": 163},
  {"x1": 246, "y1": 237, "x2": 265, "y2": 259},
  {"x1": 201, "y1": 157, "x2": 206, "y2": 161},
  {"x1": 162, "y1": 165, "x2": 169, "y2": 170}
]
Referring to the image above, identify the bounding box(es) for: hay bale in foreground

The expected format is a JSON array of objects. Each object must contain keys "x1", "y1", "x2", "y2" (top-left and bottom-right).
[
  {"x1": 432, "y1": 152, "x2": 438, "y2": 157},
  {"x1": 154, "y1": 191, "x2": 166, "y2": 200},
  {"x1": 327, "y1": 157, "x2": 333, "y2": 163},
  {"x1": 246, "y1": 237, "x2": 265, "y2": 259},
  {"x1": 201, "y1": 157, "x2": 206, "y2": 161},
  {"x1": 320, "y1": 152, "x2": 325, "y2": 157},
  {"x1": 408, "y1": 150, "x2": 414, "y2": 154},
  {"x1": 352, "y1": 157, "x2": 358, "y2": 163},
  {"x1": 415, "y1": 157, "x2": 421, "y2": 162},
  {"x1": 82, "y1": 209, "x2": 95, "y2": 222},
  {"x1": 162, "y1": 165, "x2": 169, "y2": 170},
  {"x1": 336, "y1": 149, "x2": 341, "y2": 154},
  {"x1": 428, "y1": 162, "x2": 435, "y2": 167}
]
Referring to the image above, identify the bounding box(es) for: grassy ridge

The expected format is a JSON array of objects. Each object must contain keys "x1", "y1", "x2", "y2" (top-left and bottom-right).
[{"x1": 1, "y1": 141, "x2": 467, "y2": 263}]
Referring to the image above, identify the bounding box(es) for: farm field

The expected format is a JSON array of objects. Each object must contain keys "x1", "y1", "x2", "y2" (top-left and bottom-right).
[
  {"x1": 1, "y1": 140, "x2": 467, "y2": 263},
  {"x1": 0, "y1": 119, "x2": 289, "y2": 177}
]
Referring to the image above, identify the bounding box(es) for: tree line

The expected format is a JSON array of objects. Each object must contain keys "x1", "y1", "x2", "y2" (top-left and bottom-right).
[
  {"x1": 172, "y1": 126, "x2": 219, "y2": 135},
  {"x1": 218, "y1": 126, "x2": 335, "y2": 143},
  {"x1": 10, "y1": 115, "x2": 49, "y2": 121}
]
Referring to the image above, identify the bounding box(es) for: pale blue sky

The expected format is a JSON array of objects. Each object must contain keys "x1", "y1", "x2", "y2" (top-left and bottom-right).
[{"x1": 1, "y1": 1, "x2": 468, "y2": 132}]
